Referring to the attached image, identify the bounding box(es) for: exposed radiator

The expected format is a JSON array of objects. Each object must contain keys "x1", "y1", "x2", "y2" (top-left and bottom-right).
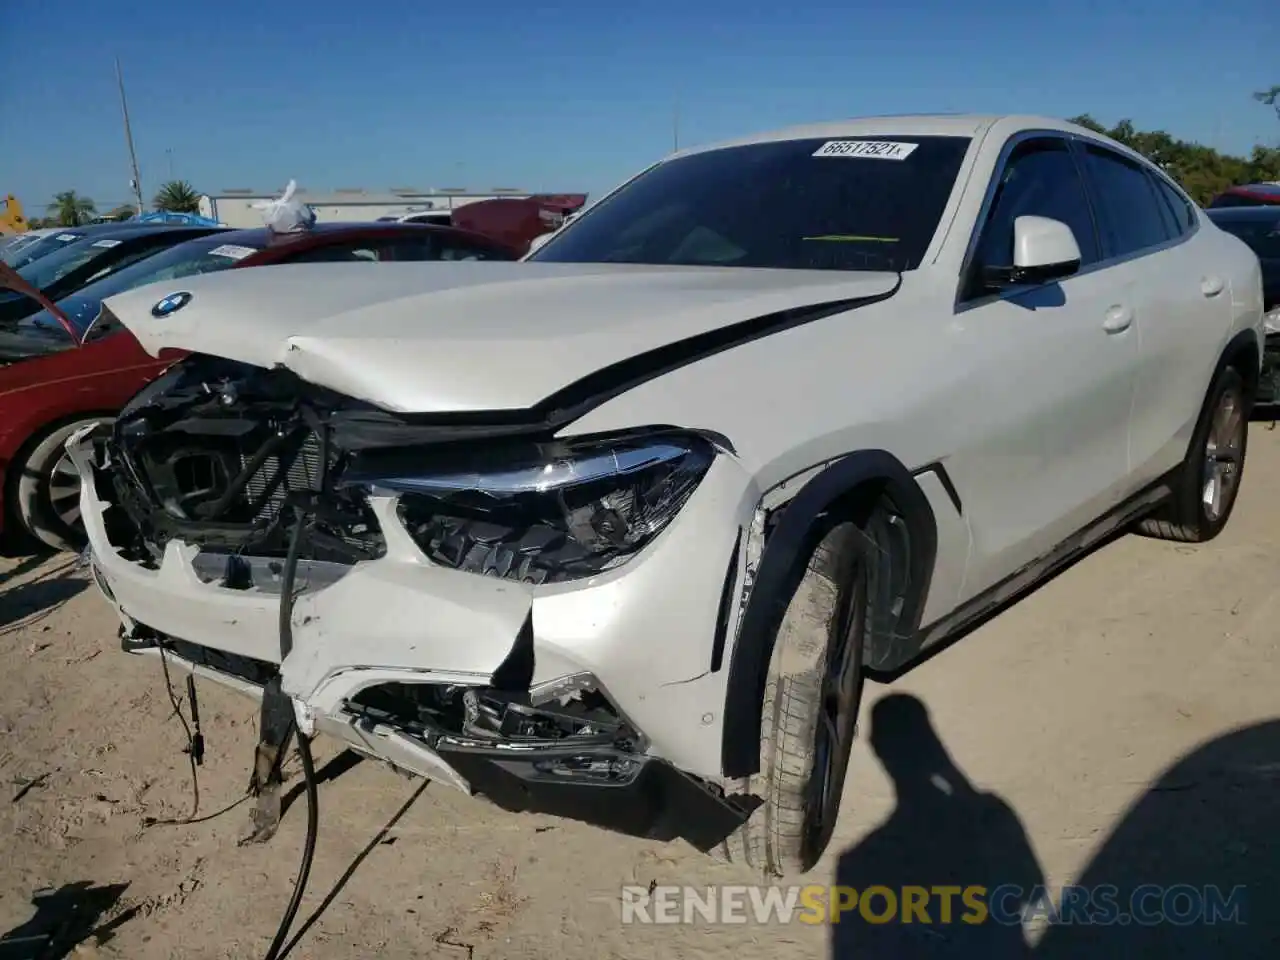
[{"x1": 241, "y1": 432, "x2": 325, "y2": 521}]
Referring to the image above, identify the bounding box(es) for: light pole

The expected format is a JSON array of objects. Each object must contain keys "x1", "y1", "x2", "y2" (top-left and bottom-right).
[
  {"x1": 166, "y1": 148, "x2": 174, "y2": 180},
  {"x1": 115, "y1": 57, "x2": 145, "y2": 215}
]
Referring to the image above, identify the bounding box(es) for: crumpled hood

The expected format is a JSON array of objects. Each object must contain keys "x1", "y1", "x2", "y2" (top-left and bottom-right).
[{"x1": 102, "y1": 261, "x2": 899, "y2": 413}]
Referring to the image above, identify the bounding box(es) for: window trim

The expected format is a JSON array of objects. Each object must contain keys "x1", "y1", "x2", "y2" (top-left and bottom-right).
[
  {"x1": 1145, "y1": 165, "x2": 1199, "y2": 238},
  {"x1": 1145, "y1": 168, "x2": 1182, "y2": 242},
  {"x1": 954, "y1": 129, "x2": 1104, "y2": 311}
]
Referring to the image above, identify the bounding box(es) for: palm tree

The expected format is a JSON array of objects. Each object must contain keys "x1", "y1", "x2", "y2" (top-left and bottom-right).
[
  {"x1": 47, "y1": 191, "x2": 96, "y2": 226},
  {"x1": 153, "y1": 180, "x2": 200, "y2": 213}
]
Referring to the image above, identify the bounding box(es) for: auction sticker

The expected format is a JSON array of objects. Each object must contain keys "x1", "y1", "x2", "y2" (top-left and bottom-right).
[
  {"x1": 208, "y1": 244, "x2": 257, "y2": 260},
  {"x1": 92, "y1": 239, "x2": 122, "y2": 248},
  {"x1": 56, "y1": 233, "x2": 80, "y2": 242},
  {"x1": 812, "y1": 140, "x2": 919, "y2": 160}
]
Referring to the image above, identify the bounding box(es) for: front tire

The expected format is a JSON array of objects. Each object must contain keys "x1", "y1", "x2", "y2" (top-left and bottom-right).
[
  {"x1": 718, "y1": 518, "x2": 868, "y2": 878},
  {"x1": 1138, "y1": 366, "x2": 1247, "y2": 543},
  {"x1": 13, "y1": 418, "x2": 108, "y2": 553}
]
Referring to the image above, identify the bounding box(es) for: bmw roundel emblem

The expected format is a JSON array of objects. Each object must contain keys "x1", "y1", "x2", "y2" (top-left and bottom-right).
[{"x1": 151, "y1": 291, "x2": 193, "y2": 318}]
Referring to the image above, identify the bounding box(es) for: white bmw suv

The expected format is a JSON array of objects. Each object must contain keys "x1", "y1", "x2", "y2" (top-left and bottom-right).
[{"x1": 71, "y1": 114, "x2": 1263, "y2": 878}]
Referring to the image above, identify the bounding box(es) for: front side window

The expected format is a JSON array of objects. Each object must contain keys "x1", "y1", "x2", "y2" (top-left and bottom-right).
[
  {"x1": 530, "y1": 135, "x2": 972, "y2": 273},
  {"x1": 965, "y1": 136, "x2": 1100, "y2": 300},
  {"x1": 1083, "y1": 145, "x2": 1177, "y2": 256}
]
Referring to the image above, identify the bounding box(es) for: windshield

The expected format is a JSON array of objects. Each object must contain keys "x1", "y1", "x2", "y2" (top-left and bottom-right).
[
  {"x1": 530, "y1": 135, "x2": 971, "y2": 272},
  {"x1": 21, "y1": 236, "x2": 264, "y2": 338},
  {"x1": 0, "y1": 234, "x2": 43, "y2": 262},
  {"x1": 4, "y1": 230, "x2": 86, "y2": 268},
  {"x1": 15, "y1": 236, "x2": 121, "y2": 290},
  {"x1": 21, "y1": 295, "x2": 111, "y2": 339},
  {"x1": 67, "y1": 235, "x2": 262, "y2": 300}
]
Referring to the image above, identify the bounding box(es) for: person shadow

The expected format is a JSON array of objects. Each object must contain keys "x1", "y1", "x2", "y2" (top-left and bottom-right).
[
  {"x1": 1033, "y1": 718, "x2": 1280, "y2": 958},
  {"x1": 831, "y1": 693, "x2": 1042, "y2": 958},
  {"x1": 0, "y1": 881, "x2": 131, "y2": 959}
]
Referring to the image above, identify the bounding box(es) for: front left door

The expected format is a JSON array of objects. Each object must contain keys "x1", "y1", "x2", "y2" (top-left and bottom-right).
[{"x1": 945, "y1": 134, "x2": 1140, "y2": 601}]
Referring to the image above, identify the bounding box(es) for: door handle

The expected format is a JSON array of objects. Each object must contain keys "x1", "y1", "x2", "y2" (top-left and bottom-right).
[
  {"x1": 1103, "y1": 304, "x2": 1133, "y2": 334},
  {"x1": 1201, "y1": 275, "x2": 1225, "y2": 297}
]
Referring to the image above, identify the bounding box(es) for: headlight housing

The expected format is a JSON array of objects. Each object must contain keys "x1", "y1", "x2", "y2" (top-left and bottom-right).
[
  {"x1": 1264, "y1": 306, "x2": 1280, "y2": 336},
  {"x1": 369, "y1": 430, "x2": 716, "y2": 584}
]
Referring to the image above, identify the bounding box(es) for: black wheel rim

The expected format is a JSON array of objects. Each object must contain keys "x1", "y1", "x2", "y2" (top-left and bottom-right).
[{"x1": 803, "y1": 558, "x2": 867, "y2": 863}]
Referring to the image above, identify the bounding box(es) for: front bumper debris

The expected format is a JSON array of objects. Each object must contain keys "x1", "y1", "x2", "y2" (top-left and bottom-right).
[{"x1": 114, "y1": 621, "x2": 758, "y2": 849}]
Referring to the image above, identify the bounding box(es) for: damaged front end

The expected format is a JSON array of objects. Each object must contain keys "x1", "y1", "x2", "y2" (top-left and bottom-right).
[
  {"x1": 77, "y1": 353, "x2": 757, "y2": 849},
  {"x1": 345, "y1": 676, "x2": 755, "y2": 850}
]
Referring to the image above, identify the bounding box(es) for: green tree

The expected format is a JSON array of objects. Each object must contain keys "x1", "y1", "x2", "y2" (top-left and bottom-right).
[
  {"x1": 153, "y1": 180, "x2": 200, "y2": 213},
  {"x1": 1066, "y1": 114, "x2": 1280, "y2": 205},
  {"x1": 47, "y1": 190, "x2": 96, "y2": 226},
  {"x1": 1254, "y1": 85, "x2": 1280, "y2": 122}
]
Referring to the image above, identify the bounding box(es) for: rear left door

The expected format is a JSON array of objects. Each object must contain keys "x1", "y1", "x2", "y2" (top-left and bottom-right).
[{"x1": 1076, "y1": 142, "x2": 1233, "y2": 487}]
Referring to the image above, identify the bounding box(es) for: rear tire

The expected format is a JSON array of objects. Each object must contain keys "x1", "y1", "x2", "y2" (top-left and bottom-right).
[
  {"x1": 1137, "y1": 366, "x2": 1247, "y2": 543},
  {"x1": 717, "y1": 517, "x2": 869, "y2": 878},
  {"x1": 13, "y1": 418, "x2": 107, "y2": 553}
]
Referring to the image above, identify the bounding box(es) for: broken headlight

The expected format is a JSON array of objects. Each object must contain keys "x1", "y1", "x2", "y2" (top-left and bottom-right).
[{"x1": 378, "y1": 431, "x2": 715, "y2": 584}]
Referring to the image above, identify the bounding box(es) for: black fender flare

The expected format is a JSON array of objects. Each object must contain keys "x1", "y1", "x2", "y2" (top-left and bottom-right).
[
  {"x1": 1218, "y1": 327, "x2": 1262, "y2": 405},
  {"x1": 720, "y1": 449, "x2": 938, "y2": 778}
]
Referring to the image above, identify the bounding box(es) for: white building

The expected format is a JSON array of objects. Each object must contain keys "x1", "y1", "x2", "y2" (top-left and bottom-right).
[{"x1": 198, "y1": 187, "x2": 537, "y2": 228}]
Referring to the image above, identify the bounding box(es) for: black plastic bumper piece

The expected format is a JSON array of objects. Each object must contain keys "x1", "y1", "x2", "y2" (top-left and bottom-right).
[{"x1": 435, "y1": 744, "x2": 761, "y2": 852}]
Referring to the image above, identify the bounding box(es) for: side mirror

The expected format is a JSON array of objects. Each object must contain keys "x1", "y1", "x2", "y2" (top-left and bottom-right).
[{"x1": 984, "y1": 215, "x2": 1082, "y2": 288}]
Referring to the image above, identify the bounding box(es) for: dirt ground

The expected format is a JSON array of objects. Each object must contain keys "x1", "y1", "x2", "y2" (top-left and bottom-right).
[{"x1": 2, "y1": 434, "x2": 1278, "y2": 959}]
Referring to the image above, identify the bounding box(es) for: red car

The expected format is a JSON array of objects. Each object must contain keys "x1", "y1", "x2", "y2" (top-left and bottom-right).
[
  {"x1": 451, "y1": 194, "x2": 588, "y2": 254},
  {"x1": 0, "y1": 221, "x2": 518, "y2": 551},
  {"x1": 1208, "y1": 183, "x2": 1280, "y2": 208}
]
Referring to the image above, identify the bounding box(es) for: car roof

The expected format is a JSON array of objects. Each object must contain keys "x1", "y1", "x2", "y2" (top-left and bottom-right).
[{"x1": 672, "y1": 113, "x2": 1100, "y2": 158}]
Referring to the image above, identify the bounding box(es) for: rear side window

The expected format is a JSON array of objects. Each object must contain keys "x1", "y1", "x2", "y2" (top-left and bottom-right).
[
  {"x1": 1081, "y1": 145, "x2": 1171, "y2": 257},
  {"x1": 1150, "y1": 174, "x2": 1197, "y2": 237}
]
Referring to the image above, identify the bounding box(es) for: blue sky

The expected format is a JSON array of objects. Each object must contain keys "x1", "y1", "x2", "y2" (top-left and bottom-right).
[{"x1": 1, "y1": 0, "x2": 1276, "y2": 212}]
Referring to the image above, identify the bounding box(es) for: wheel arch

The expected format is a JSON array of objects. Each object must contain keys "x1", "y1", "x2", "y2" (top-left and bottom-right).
[
  {"x1": 720, "y1": 449, "x2": 938, "y2": 778},
  {"x1": 1220, "y1": 327, "x2": 1261, "y2": 406}
]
